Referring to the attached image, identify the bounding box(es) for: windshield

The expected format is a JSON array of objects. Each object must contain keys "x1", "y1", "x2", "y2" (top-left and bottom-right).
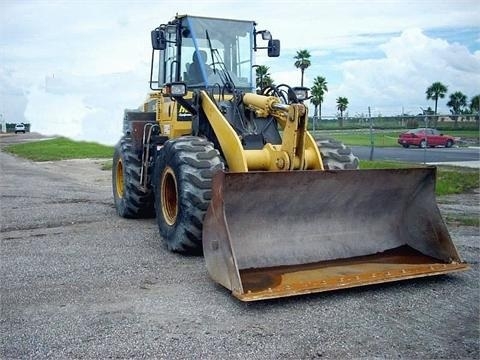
[{"x1": 180, "y1": 16, "x2": 253, "y2": 89}]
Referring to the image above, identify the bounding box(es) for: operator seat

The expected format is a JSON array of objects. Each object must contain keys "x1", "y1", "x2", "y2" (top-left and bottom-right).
[{"x1": 187, "y1": 50, "x2": 212, "y2": 85}]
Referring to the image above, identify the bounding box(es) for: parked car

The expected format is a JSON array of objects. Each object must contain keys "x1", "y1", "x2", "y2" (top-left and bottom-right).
[
  {"x1": 14, "y1": 123, "x2": 26, "y2": 134},
  {"x1": 398, "y1": 128, "x2": 455, "y2": 148}
]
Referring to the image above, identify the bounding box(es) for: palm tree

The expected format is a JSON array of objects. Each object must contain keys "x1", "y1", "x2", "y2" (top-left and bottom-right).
[
  {"x1": 446, "y1": 91, "x2": 467, "y2": 128},
  {"x1": 311, "y1": 76, "x2": 328, "y2": 120},
  {"x1": 293, "y1": 49, "x2": 311, "y2": 87},
  {"x1": 425, "y1": 81, "x2": 448, "y2": 124},
  {"x1": 470, "y1": 94, "x2": 480, "y2": 113},
  {"x1": 426, "y1": 82, "x2": 448, "y2": 114},
  {"x1": 336, "y1": 96, "x2": 349, "y2": 127},
  {"x1": 470, "y1": 94, "x2": 480, "y2": 124},
  {"x1": 426, "y1": 82, "x2": 448, "y2": 127},
  {"x1": 254, "y1": 65, "x2": 274, "y2": 91}
]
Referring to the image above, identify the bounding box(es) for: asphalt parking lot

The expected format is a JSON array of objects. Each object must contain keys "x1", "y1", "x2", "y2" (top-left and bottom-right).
[{"x1": 1, "y1": 135, "x2": 479, "y2": 359}]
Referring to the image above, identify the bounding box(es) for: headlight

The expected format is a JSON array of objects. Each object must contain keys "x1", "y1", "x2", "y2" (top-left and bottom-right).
[
  {"x1": 165, "y1": 82, "x2": 187, "y2": 97},
  {"x1": 293, "y1": 87, "x2": 309, "y2": 101}
]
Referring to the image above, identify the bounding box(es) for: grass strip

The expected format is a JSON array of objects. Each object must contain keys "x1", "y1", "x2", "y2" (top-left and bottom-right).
[
  {"x1": 360, "y1": 160, "x2": 479, "y2": 196},
  {"x1": 4, "y1": 137, "x2": 114, "y2": 161},
  {"x1": 444, "y1": 215, "x2": 479, "y2": 227}
]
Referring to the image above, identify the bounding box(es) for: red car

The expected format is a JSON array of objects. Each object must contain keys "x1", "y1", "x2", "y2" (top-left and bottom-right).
[{"x1": 398, "y1": 128, "x2": 455, "y2": 148}]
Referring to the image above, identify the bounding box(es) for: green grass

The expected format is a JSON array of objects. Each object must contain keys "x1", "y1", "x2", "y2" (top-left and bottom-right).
[
  {"x1": 435, "y1": 166, "x2": 480, "y2": 196},
  {"x1": 315, "y1": 130, "x2": 402, "y2": 147},
  {"x1": 331, "y1": 132, "x2": 399, "y2": 147},
  {"x1": 359, "y1": 160, "x2": 413, "y2": 169},
  {"x1": 442, "y1": 129, "x2": 479, "y2": 139},
  {"x1": 361, "y1": 160, "x2": 480, "y2": 196},
  {"x1": 443, "y1": 215, "x2": 480, "y2": 227},
  {"x1": 4, "y1": 137, "x2": 114, "y2": 161}
]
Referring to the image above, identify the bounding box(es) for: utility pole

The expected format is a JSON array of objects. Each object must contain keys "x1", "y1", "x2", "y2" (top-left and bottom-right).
[{"x1": 368, "y1": 107, "x2": 374, "y2": 161}]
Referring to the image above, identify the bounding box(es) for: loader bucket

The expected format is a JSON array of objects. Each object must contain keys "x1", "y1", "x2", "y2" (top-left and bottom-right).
[{"x1": 203, "y1": 168, "x2": 468, "y2": 301}]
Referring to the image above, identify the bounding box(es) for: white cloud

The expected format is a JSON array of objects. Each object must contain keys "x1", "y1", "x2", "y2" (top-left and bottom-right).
[
  {"x1": 321, "y1": 28, "x2": 480, "y2": 116},
  {"x1": 25, "y1": 86, "x2": 89, "y2": 139},
  {"x1": 24, "y1": 71, "x2": 148, "y2": 145}
]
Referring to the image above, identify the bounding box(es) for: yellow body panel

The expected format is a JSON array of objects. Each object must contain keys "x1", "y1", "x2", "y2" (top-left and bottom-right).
[
  {"x1": 200, "y1": 91, "x2": 249, "y2": 172},
  {"x1": 145, "y1": 91, "x2": 193, "y2": 139},
  {"x1": 146, "y1": 89, "x2": 324, "y2": 172},
  {"x1": 200, "y1": 91, "x2": 323, "y2": 172}
]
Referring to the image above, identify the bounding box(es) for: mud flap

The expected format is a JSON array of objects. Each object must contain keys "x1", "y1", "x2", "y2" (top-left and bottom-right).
[{"x1": 202, "y1": 168, "x2": 468, "y2": 301}]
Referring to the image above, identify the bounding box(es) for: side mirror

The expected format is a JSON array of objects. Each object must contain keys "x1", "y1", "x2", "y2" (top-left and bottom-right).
[
  {"x1": 268, "y1": 39, "x2": 280, "y2": 57},
  {"x1": 151, "y1": 29, "x2": 166, "y2": 50}
]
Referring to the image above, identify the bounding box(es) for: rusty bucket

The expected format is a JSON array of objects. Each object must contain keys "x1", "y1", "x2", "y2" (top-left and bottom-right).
[{"x1": 203, "y1": 168, "x2": 468, "y2": 301}]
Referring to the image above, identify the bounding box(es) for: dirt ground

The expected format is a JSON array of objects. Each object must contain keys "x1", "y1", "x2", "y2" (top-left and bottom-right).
[{"x1": 1, "y1": 140, "x2": 479, "y2": 359}]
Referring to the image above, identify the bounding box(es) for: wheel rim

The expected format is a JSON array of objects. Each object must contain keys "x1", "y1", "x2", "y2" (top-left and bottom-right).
[
  {"x1": 161, "y1": 167, "x2": 178, "y2": 226},
  {"x1": 115, "y1": 159, "x2": 124, "y2": 198}
]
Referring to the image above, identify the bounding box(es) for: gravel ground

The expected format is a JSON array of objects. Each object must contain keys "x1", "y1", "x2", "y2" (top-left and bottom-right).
[{"x1": 0, "y1": 138, "x2": 479, "y2": 359}]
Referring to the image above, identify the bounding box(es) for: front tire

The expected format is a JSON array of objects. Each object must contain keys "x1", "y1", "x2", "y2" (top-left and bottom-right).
[
  {"x1": 445, "y1": 139, "x2": 453, "y2": 148},
  {"x1": 112, "y1": 137, "x2": 155, "y2": 218},
  {"x1": 316, "y1": 137, "x2": 359, "y2": 169},
  {"x1": 153, "y1": 136, "x2": 224, "y2": 254}
]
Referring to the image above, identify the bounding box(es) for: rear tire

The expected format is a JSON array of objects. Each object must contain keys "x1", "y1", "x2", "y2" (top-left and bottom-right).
[
  {"x1": 316, "y1": 137, "x2": 359, "y2": 169},
  {"x1": 153, "y1": 136, "x2": 224, "y2": 254},
  {"x1": 402, "y1": 144, "x2": 409, "y2": 148},
  {"x1": 419, "y1": 139, "x2": 427, "y2": 148},
  {"x1": 112, "y1": 137, "x2": 155, "y2": 218},
  {"x1": 446, "y1": 139, "x2": 453, "y2": 148}
]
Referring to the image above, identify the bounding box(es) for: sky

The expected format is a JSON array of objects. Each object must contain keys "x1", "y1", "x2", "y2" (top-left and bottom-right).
[{"x1": 1, "y1": 0, "x2": 479, "y2": 145}]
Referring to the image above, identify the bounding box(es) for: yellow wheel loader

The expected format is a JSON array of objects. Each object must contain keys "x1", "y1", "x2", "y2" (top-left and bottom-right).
[{"x1": 112, "y1": 14, "x2": 468, "y2": 301}]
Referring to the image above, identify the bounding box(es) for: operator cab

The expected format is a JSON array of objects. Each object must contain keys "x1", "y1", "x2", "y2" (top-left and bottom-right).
[{"x1": 150, "y1": 15, "x2": 280, "y2": 92}]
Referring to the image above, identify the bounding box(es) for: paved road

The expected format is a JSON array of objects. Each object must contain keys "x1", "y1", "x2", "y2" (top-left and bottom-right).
[
  {"x1": 352, "y1": 145, "x2": 480, "y2": 165},
  {"x1": 1, "y1": 135, "x2": 479, "y2": 359}
]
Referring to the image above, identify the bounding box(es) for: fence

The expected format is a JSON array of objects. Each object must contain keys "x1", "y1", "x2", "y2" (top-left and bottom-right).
[{"x1": 309, "y1": 114, "x2": 479, "y2": 131}]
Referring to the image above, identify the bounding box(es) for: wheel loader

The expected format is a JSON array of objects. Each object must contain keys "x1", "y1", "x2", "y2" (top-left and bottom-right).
[{"x1": 112, "y1": 14, "x2": 468, "y2": 301}]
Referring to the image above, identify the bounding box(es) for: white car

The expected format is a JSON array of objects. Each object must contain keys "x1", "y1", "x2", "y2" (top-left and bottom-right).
[{"x1": 15, "y1": 123, "x2": 26, "y2": 134}]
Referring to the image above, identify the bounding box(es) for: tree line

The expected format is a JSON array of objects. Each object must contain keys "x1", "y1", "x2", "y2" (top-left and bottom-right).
[
  {"x1": 425, "y1": 81, "x2": 479, "y2": 126},
  {"x1": 255, "y1": 50, "x2": 480, "y2": 127}
]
